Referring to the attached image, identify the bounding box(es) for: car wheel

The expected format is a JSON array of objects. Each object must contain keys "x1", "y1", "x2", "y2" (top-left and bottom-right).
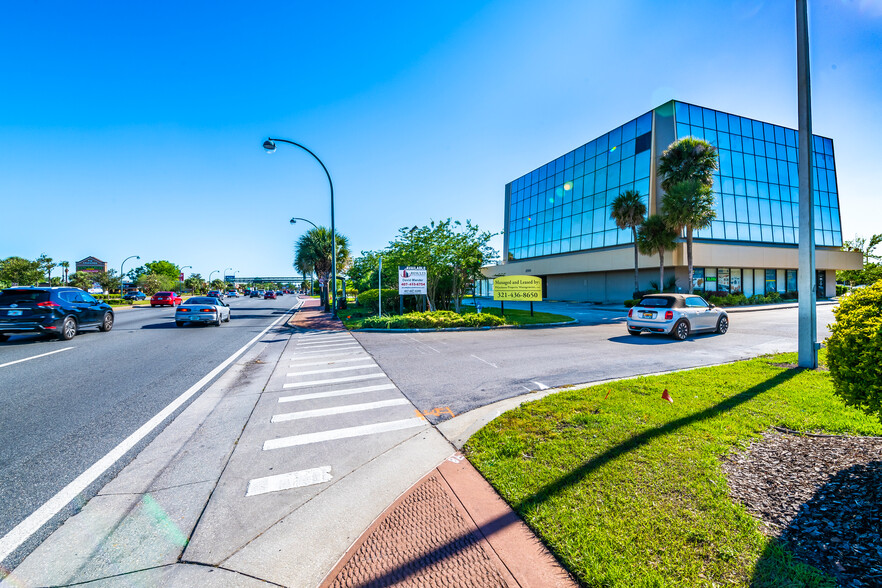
[
  {"x1": 176, "y1": 321, "x2": 184, "y2": 327},
  {"x1": 99, "y1": 312, "x2": 114, "y2": 332},
  {"x1": 151, "y1": 304, "x2": 155, "y2": 307},
  {"x1": 671, "y1": 320, "x2": 690, "y2": 341},
  {"x1": 59, "y1": 316, "x2": 78, "y2": 341},
  {"x1": 716, "y1": 316, "x2": 729, "y2": 334},
  {"x1": 0, "y1": 333, "x2": 9, "y2": 342},
  {"x1": 215, "y1": 315, "x2": 222, "y2": 326},
  {"x1": 628, "y1": 328, "x2": 641, "y2": 336},
  {"x1": 224, "y1": 312, "x2": 231, "y2": 322}
]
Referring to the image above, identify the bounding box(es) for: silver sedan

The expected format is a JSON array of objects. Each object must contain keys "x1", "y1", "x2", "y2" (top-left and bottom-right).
[
  {"x1": 175, "y1": 296, "x2": 231, "y2": 327},
  {"x1": 626, "y1": 294, "x2": 728, "y2": 340}
]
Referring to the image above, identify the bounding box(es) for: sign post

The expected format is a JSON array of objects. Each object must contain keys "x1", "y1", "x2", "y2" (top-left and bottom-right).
[
  {"x1": 398, "y1": 266, "x2": 428, "y2": 315},
  {"x1": 493, "y1": 275, "x2": 542, "y2": 317}
]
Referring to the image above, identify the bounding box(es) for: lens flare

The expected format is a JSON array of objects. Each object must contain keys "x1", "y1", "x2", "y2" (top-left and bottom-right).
[
  {"x1": 563, "y1": 182, "x2": 572, "y2": 191},
  {"x1": 609, "y1": 146, "x2": 617, "y2": 153}
]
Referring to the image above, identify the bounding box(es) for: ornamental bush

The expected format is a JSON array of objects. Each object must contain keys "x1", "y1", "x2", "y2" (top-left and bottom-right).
[
  {"x1": 356, "y1": 289, "x2": 400, "y2": 314},
  {"x1": 361, "y1": 310, "x2": 504, "y2": 329},
  {"x1": 826, "y1": 280, "x2": 882, "y2": 422}
]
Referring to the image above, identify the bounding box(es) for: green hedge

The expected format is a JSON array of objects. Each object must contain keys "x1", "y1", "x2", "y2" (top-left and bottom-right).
[
  {"x1": 826, "y1": 280, "x2": 882, "y2": 421},
  {"x1": 356, "y1": 289, "x2": 400, "y2": 314},
  {"x1": 361, "y1": 310, "x2": 504, "y2": 329}
]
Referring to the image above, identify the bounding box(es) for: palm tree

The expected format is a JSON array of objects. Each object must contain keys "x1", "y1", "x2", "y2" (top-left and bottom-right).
[
  {"x1": 637, "y1": 215, "x2": 678, "y2": 293},
  {"x1": 59, "y1": 261, "x2": 70, "y2": 284},
  {"x1": 657, "y1": 137, "x2": 718, "y2": 193},
  {"x1": 295, "y1": 227, "x2": 351, "y2": 310},
  {"x1": 661, "y1": 180, "x2": 716, "y2": 291},
  {"x1": 610, "y1": 190, "x2": 647, "y2": 296}
]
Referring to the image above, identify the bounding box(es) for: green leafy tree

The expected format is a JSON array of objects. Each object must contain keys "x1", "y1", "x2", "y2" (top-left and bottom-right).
[
  {"x1": 347, "y1": 250, "x2": 396, "y2": 294},
  {"x1": 37, "y1": 253, "x2": 57, "y2": 284},
  {"x1": 610, "y1": 190, "x2": 648, "y2": 296},
  {"x1": 59, "y1": 261, "x2": 70, "y2": 284},
  {"x1": 0, "y1": 256, "x2": 44, "y2": 287},
  {"x1": 184, "y1": 274, "x2": 206, "y2": 294},
  {"x1": 637, "y1": 215, "x2": 679, "y2": 294},
  {"x1": 838, "y1": 234, "x2": 882, "y2": 287},
  {"x1": 295, "y1": 226, "x2": 351, "y2": 310},
  {"x1": 209, "y1": 279, "x2": 227, "y2": 291},
  {"x1": 138, "y1": 273, "x2": 174, "y2": 295},
  {"x1": 94, "y1": 270, "x2": 122, "y2": 294},
  {"x1": 661, "y1": 179, "x2": 716, "y2": 292},
  {"x1": 657, "y1": 136, "x2": 719, "y2": 193},
  {"x1": 69, "y1": 271, "x2": 98, "y2": 291}
]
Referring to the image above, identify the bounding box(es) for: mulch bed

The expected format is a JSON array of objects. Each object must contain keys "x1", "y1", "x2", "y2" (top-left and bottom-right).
[{"x1": 721, "y1": 429, "x2": 882, "y2": 587}]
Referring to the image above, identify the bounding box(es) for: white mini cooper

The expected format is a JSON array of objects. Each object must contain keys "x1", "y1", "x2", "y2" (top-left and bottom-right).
[{"x1": 627, "y1": 294, "x2": 728, "y2": 340}]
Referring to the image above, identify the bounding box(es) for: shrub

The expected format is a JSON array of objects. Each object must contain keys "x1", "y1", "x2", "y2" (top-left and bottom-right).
[
  {"x1": 826, "y1": 280, "x2": 882, "y2": 421},
  {"x1": 708, "y1": 296, "x2": 725, "y2": 307},
  {"x1": 632, "y1": 289, "x2": 659, "y2": 299},
  {"x1": 783, "y1": 290, "x2": 799, "y2": 300},
  {"x1": 361, "y1": 310, "x2": 504, "y2": 329},
  {"x1": 748, "y1": 294, "x2": 767, "y2": 304},
  {"x1": 766, "y1": 290, "x2": 782, "y2": 303},
  {"x1": 624, "y1": 299, "x2": 639, "y2": 308},
  {"x1": 356, "y1": 289, "x2": 399, "y2": 314},
  {"x1": 724, "y1": 293, "x2": 748, "y2": 306},
  {"x1": 836, "y1": 284, "x2": 848, "y2": 296}
]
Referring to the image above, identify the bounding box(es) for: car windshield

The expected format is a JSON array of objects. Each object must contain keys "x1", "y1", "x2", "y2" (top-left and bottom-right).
[
  {"x1": 639, "y1": 297, "x2": 673, "y2": 308},
  {"x1": 184, "y1": 297, "x2": 218, "y2": 305},
  {"x1": 0, "y1": 290, "x2": 50, "y2": 306}
]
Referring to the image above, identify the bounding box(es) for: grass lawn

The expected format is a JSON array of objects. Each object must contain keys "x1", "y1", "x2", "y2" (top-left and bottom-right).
[
  {"x1": 339, "y1": 303, "x2": 572, "y2": 329},
  {"x1": 465, "y1": 351, "x2": 882, "y2": 587}
]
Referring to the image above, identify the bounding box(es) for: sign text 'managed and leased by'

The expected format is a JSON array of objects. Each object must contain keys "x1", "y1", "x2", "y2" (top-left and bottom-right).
[{"x1": 493, "y1": 275, "x2": 542, "y2": 301}]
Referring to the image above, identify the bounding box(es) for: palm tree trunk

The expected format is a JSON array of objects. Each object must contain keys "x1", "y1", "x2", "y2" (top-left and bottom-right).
[
  {"x1": 686, "y1": 226, "x2": 694, "y2": 293},
  {"x1": 659, "y1": 249, "x2": 665, "y2": 293},
  {"x1": 632, "y1": 227, "x2": 639, "y2": 296}
]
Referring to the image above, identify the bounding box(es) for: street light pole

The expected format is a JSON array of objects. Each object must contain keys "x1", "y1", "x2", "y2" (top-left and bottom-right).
[
  {"x1": 290, "y1": 217, "x2": 319, "y2": 295},
  {"x1": 264, "y1": 138, "x2": 338, "y2": 318},
  {"x1": 209, "y1": 270, "x2": 219, "y2": 286},
  {"x1": 121, "y1": 255, "x2": 140, "y2": 294},
  {"x1": 223, "y1": 267, "x2": 233, "y2": 289}
]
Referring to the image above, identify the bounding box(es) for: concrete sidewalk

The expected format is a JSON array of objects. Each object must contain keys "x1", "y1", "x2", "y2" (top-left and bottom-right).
[{"x1": 5, "y1": 298, "x2": 574, "y2": 587}]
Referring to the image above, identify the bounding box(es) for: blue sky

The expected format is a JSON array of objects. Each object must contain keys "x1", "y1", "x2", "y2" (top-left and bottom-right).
[{"x1": 1, "y1": 1, "x2": 880, "y2": 280}]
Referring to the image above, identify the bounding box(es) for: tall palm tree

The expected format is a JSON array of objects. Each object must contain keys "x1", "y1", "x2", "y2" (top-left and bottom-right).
[
  {"x1": 661, "y1": 180, "x2": 716, "y2": 291},
  {"x1": 610, "y1": 190, "x2": 647, "y2": 296},
  {"x1": 59, "y1": 261, "x2": 70, "y2": 284},
  {"x1": 657, "y1": 137, "x2": 718, "y2": 193},
  {"x1": 637, "y1": 214, "x2": 678, "y2": 293},
  {"x1": 295, "y1": 227, "x2": 351, "y2": 310}
]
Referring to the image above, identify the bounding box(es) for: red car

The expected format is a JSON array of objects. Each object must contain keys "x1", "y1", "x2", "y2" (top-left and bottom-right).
[
  {"x1": 264, "y1": 291, "x2": 277, "y2": 300},
  {"x1": 151, "y1": 291, "x2": 183, "y2": 307}
]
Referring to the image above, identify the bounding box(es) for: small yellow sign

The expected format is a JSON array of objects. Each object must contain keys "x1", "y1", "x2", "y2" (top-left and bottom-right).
[{"x1": 493, "y1": 275, "x2": 542, "y2": 301}]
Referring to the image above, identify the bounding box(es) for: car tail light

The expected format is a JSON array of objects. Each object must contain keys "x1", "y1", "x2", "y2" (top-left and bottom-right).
[
  {"x1": 200, "y1": 309, "x2": 215, "y2": 313},
  {"x1": 665, "y1": 311, "x2": 673, "y2": 320},
  {"x1": 628, "y1": 308, "x2": 633, "y2": 318},
  {"x1": 37, "y1": 301, "x2": 60, "y2": 307},
  {"x1": 178, "y1": 308, "x2": 190, "y2": 312}
]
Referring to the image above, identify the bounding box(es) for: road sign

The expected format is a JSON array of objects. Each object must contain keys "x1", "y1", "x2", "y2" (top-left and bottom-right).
[
  {"x1": 493, "y1": 275, "x2": 542, "y2": 301},
  {"x1": 179, "y1": 272, "x2": 184, "y2": 281},
  {"x1": 398, "y1": 266, "x2": 427, "y2": 295}
]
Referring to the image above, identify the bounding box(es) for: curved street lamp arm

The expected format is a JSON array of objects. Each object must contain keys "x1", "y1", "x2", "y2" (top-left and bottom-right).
[{"x1": 290, "y1": 217, "x2": 319, "y2": 229}]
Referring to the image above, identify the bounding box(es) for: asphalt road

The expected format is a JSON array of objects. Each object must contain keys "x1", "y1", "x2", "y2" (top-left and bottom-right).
[
  {"x1": 352, "y1": 304, "x2": 838, "y2": 423},
  {"x1": 0, "y1": 295, "x2": 299, "y2": 568}
]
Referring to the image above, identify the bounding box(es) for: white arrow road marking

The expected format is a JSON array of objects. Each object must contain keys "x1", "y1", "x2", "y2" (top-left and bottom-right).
[{"x1": 246, "y1": 466, "x2": 332, "y2": 497}]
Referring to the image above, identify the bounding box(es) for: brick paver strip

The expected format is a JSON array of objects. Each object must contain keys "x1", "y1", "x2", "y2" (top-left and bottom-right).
[{"x1": 289, "y1": 297, "x2": 346, "y2": 331}]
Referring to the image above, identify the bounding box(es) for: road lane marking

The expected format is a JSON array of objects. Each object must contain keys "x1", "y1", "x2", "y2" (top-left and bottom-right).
[
  {"x1": 246, "y1": 466, "x2": 332, "y2": 497},
  {"x1": 271, "y1": 398, "x2": 410, "y2": 422},
  {"x1": 289, "y1": 357, "x2": 373, "y2": 368},
  {"x1": 278, "y1": 383, "x2": 397, "y2": 403},
  {"x1": 283, "y1": 373, "x2": 386, "y2": 388},
  {"x1": 404, "y1": 335, "x2": 440, "y2": 354},
  {"x1": 0, "y1": 347, "x2": 74, "y2": 369},
  {"x1": 470, "y1": 354, "x2": 498, "y2": 368},
  {"x1": 287, "y1": 364, "x2": 380, "y2": 377},
  {"x1": 263, "y1": 417, "x2": 427, "y2": 450},
  {"x1": 532, "y1": 381, "x2": 550, "y2": 390},
  {"x1": 0, "y1": 300, "x2": 301, "y2": 563}
]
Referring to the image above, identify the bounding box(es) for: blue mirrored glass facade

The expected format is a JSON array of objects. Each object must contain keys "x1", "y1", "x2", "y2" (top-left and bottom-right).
[
  {"x1": 505, "y1": 101, "x2": 842, "y2": 262},
  {"x1": 506, "y1": 111, "x2": 653, "y2": 261},
  {"x1": 674, "y1": 101, "x2": 841, "y2": 248}
]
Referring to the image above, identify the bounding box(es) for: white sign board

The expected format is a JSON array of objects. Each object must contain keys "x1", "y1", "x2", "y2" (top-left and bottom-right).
[{"x1": 398, "y1": 266, "x2": 427, "y2": 295}]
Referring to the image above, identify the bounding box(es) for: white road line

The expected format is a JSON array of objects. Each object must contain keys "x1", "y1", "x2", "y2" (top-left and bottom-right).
[
  {"x1": 287, "y1": 364, "x2": 379, "y2": 377},
  {"x1": 296, "y1": 336, "x2": 352, "y2": 345},
  {"x1": 0, "y1": 347, "x2": 74, "y2": 369},
  {"x1": 532, "y1": 381, "x2": 550, "y2": 390},
  {"x1": 289, "y1": 357, "x2": 374, "y2": 368},
  {"x1": 405, "y1": 335, "x2": 441, "y2": 354},
  {"x1": 471, "y1": 354, "x2": 498, "y2": 368},
  {"x1": 278, "y1": 383, "x2": 397, "y2": 403},
  {"x1": 297, "y1": 332, "x2": 347, "y2": 338},
  {"x1": 0, "y1": 301, "x2": 301, "y2": 563},
  {"x1": 246, "y1": 466, "x2": 332, "y2": 497},
  {"x1": 293, "y1": 346, "x2": 362, "y2": 355},
  {"x1": 296, "y1": 342, "x2": 359, "y2": 349},
  {"x1": 263, "y1": 417, "x2": 427, "y2": 450},
  {"x1": 283, "y1": 373, "x2": 386, "y2": 388},
  {"x1": 271, "y1": 398, "x2": 410, "y2": 422}
]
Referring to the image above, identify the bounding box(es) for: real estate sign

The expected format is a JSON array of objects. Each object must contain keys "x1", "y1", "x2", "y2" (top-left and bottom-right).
[
  {"x1": 398, "y1": 266, "x2": 427, "y2": 295},
  {"x1": 493, "y1": 275, "x2": 542, "y2": 301}
]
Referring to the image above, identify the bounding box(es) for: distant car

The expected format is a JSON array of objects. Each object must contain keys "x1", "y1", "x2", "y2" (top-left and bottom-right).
[
  {"x1": 175, "y1": 296, "x2": 231, "y2": 327},
  {"x1": 227, "y1": 290, "x2": 239, "y2": 297},
  {"x1": 627, "y1": 294, "x2": 728, "y2": 340},
  {"x1": 206, "y1": 290, "x2": 223, "y2": 299},
  {"x1": 0, "y1": 286, "x2": 114, "y2": 341},
  {"x1": 249, "y1": 290, "x2": 261, "y2": 298},
  {"x1": 123, "y1": 291, "x2": 146, "y2": 301},
  {"x1": 151, "y1": 291, "x2": 182, "y2": 307},
  {"x1": 264, "y1": 291, "x2": 277, "y2": 300},
  {"x1": 275, "y1": 291, "x2": 284, "y2": 296}
]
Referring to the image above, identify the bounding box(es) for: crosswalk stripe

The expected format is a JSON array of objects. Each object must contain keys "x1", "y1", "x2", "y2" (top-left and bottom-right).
[
  {"x1": 293, "y1": 346, "x2": 361, "y2": 355},
  {"x1": 246, "y1": 466, "x2": 332, "y2": 497},
  {"x1": 287, "y1": 364, "x2": 379, "y2": 377},
  {"x1": 263, "y1": 417, "x2": 427, "y2": 450},
  {"x1": 297, "y1": 336, "x2": 352, "y2": 344},
  {"x1": 283, "y1": 373, "x2": 386, "y2": 388},
  {"x1": 296, "y1": 342, "x2": 358, "y2": 349},
  {"x1": 278, "y1": 383, "x2": 397, "y2": 403},
  {"x1": 289, "y1": 357, "x2": 374, "y2": 368},
  {"x1": 271, "y1": 398, "x2": 410, "y2": 422}
]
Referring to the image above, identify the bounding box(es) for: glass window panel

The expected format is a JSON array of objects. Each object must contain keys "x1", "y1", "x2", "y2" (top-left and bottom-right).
[
  {"x1": 718, "y1": 131, "x2": 730, "y2": 150},
  {"x1": 561, "y1": 216, "x2": 571, "y2": 236},
  {"x1": 710, "y1": 220, "x2": 723, "y2": 238},
  {"x1": 742, "y1": 136, "x2": 754, "y2": 155},
  {"x1": 551, "y1": 240, "x2": 561, "y2": 254},
  {"x1": 790, "y1": 203, "x2": 799, "y2": 226},
  {"x1": 636, "y1": 113, "x2": 652, "y2": 136},
  {"x1": 592, "y1": 209, "x2": 605, "y2": 232},
  {"x1": 758, "y1": 182, "x2": 770, "y2": 198},
  {"x1": 730, "y1": 134, "x2": 743, "y2": 152},
  {"x1": 771, "y1": 200, "x2": 782, "y2": 224},
  {"x1": 827, "y1": 169, "x2": 837, "y2": 191},
  {"x1": 565, "y1": 151, "x2": 575, "y2": 169},
  {"x1": 592, "y1": 233, "x2": 604, "y2": 248},
  {"x1": 564, "y1": 167, "x2": 574, "y2": 182},
  {"x1": 744, "y1": 155, "x2": 757, "y2": 180},
  {"x1": 555, "y1": 156, "x2": 565, "y2": 175},
  {"x1": 753, "y1": 139, "x2": 765, "y2": 157},
  {"x1": 574, "y1": 162, "x2": 584, "y2": 178},
  {"x1": 538, "y1": 166, "x2": 547, "y2": 182},
  {"x1": 595, "y1": 151, "x2": 608, "y2": 168},
  {"x1": 825, "y1": 154, "x2": 834, "y2": 169},
  {"x1": 747, "y1": 180, "x2": 758, "y2": 197},
  {"x1": 759, "y1": 199, "x2": 771, "y2": 224},
  {"x1": 691, "y1": 126, "x2": 705, "y2": 140},
  {"x1": 705, "y1": 129, "x2": 718, "y2": 146},
  {"x1": 606, "y1": 162, "x2": 620, "y2": 188},
  {"x1": 761, "y1": 226, "x2": 772, "y2": 241},
  {"x1": 676, "y1": 122, "x2": 691, "y2": 139},
  {"x1": 736, "y1": 196, "x2": 748, "y2": 219},
  {"x1": 722, "y1": 177, "x2": 734, "y2": 194},
  {"x1": 788, "y1": 163, "x2": 798, "y2": 186},
  {"x1": 723, "y1": 195, "x2": 736, "y2": 220},
  {"x1": 750, "y1": 225, "x2": 762, "y2": 241},
  {"x1": 734, "y1": 178, "x2": 746, "y2": 196},
  {"x1": 777, "y1": 160, "x2": 789, "y2": 185},
  {"x1": 739, "y1": 117, "x2": 752, "y2": 138},
  {"x1": 675, "y1": 102, "x2": 690, "y2": 124},
  {"x1": 725, "y1": 222, "x2": 738, "y2": 239},
  {"x1": 555, "y1": 171, "x2": 564, "y2": 186},
  {"x1": 572, "y1": 197, "x2": 583, "y2": 215},
  {"x1": 580, "y1": 235, "x2": 592, "y2": 250},
  {"x1": 575, "y1": 145, "x2": 585, "y2": 164},
  {"x1": 604, "y1": 229, "x2": 617, "y2": 245},
  {"x1": 772, "y1": 226, "x2": 783, "y2": 243},
  {"x1": 622, "y1": 119, "x2": 637, "y2": 142},
  {"x1": 689, "y1": 104, "x2": 703, "y2": 127},
  {"x1": 620, "y1": 156, "x2": 635, "y2": 184},
  {"x1": 747, "y1": 197, "x2": 760, "y2": 220},
  {"x1": 715, "y1": 111, "x2": 729, "y2": 132},
  {"x1": 756, "y1": 157, "x2": 768, "y2": 182},
  {"x1": 728, "y1": 114, "x2": 741, "y2": 135},
  {"x1": 775, "y1": 126, "x2": 786, "y2": 144},
  {"x1": 595, "y1": 133, "x2": 609, "y2": 153},
  {"x1": 608, "y1": 143, "x2": 621, "y2": 164},
  {"x1": 621, "y1": 139, "x2": 636, "y2": 159},
  {"x1": 750, "y1": 120, "x2": 763, "y2": 140},
  {"x1": 732, "y1": 152, "x2": 745, "y2": 177},
  {"x1": 608, "y1": 126, "x2": 622, "y2": 148},
  {"x1": 786, "y1": 128, "x2": 797, "y2": 147},
  {"x1": 786, "y1": 146, "x2": 797, "y2": 163},
  {"x1": 634, "y1": 177, "x2": 650, "y2": 195},
  {"x1": 700, "y1": 107, "x2": 715, "y2": 129},
  {"x1": 738, "y1": 223, "x2": 751, "y2": 240},
  {"x1": 767, "y1": 159, "x2": 779, "y2": 184},
  {"x1": 595, "y1": 168, "x2": 607, "y2": 192},
  {"x1": 719, "y1": 150, "x2": 733, "y2": 176},
  {"x1": 635, "y1": 151, "x2": 651, "y2": 179}
]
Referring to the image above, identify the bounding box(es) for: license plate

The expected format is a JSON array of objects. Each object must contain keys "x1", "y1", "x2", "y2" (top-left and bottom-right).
[
  {"x1": 7, "y1": 310, "x2": 22, "y2": 316},
  {"x1": 640, "y1": 312, "x2": 653, "y2": 318}
]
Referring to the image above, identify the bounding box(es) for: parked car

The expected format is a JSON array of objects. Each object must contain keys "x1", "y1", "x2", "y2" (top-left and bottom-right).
[
  {"x1": 123, "y1": 291, "x2": 147, "y2": 301},
  {"x1": 0, "y1": 287, "x2": 114, "y2": 341},
  {"x1": 151, "y1": 291, "x2": 182, "y2": 307},
  {"x1": 175, "y1": 296, "x2": 231, "y2": 327},
  {"x1": 249, "y1": 290, "x2": 261, "y2": 298},
  {"x1": 264, "y1": 291, "x2": 277, "y2": 300},
  {"x1": 626, "y1": 294, "x2": 729, "y2": 340}
]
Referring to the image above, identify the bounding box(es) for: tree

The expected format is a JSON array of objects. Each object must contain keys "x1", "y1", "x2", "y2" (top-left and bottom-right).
[
  {"x1": 839, "y1": 234, "x2": 882, "y2": 287},
  {"x1": 347, "y1": 250, "x2": 396, "y2": 294},
  {"x1": 69, "y1": 271, "x2": 98, "y2": 291},
  {"x1": 94, "y1": 270, "x2": 121, "y2": 294},
  {"x1": 661, "y1": 180, "x2": 716, "y2": 292},
  {"x1": 138, "y1": 273, "x2": 168, "y2": 295},
  {"x1": 0, "y1": 256, "x2": 44, "y2": 287},
  {"x1": 37, "y1": 253, "x2": 56, "y2": 284},
  {"x1": 657, "y1": 137, "x2": 719, "y2": 193},
  {"x1": 610, "y1": 190, "x2": 647, "y2": 296},
  {"x1": 184, "y1": 274, "x2": 206, "y2": 294},
  {"x1": 59, "y1": 261, "x2": 70, "y2": 284},
  {"x1": 637, "y1": 215, "x2": 678, "y2": 294},
  {"x1": 295, "y1": 227, "x2": 351, "y2": 310}
]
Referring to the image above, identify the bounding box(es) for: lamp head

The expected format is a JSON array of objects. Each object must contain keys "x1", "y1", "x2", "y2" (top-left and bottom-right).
[
  {"x1": 263, "y1": 139, "x2": 276, "y2": 152},
  {"x1": 290, "y1": 218, "x2": 297, "y2": 225}
]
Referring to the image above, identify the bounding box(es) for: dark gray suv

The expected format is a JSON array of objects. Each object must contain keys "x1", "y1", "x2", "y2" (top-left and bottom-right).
[{"x1": 0, "y1": 287, "x2": 114, "y2": 341}]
